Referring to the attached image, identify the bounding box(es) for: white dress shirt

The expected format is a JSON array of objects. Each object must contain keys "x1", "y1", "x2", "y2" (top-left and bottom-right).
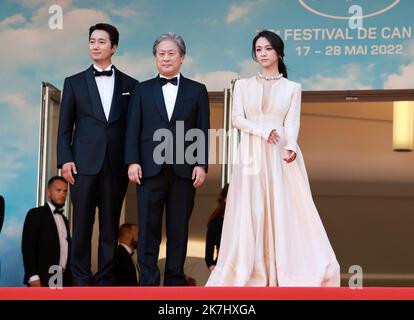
[
  {"x1": 160, "y1": 73, "x2": 180, "y2": 121},
  {"x1": 120, "y1": 243, "x2": 133, "y2": 255},
  {"x1": 28, "y1": 202, "x2": 68, "y2": 284},
  {"x1": 94, "y1": 63, "x2": 115, "y2": 121}
]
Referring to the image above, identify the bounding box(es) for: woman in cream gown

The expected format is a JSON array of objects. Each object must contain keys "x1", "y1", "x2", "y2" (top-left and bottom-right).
[{"x1": 206, "y1": 31, "x2": 340, "y2": 287}]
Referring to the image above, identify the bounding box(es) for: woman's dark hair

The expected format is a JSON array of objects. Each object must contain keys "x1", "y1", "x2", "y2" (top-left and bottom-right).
[
  {"x1": 207, "y1": 184, "x2": 229, "y2": 225},
  {"x1": 251, "y1": 30, "x2": 288, "y2": 78},
  {"x1": 89, "y1": 23, "x2": 119, "y2": 47}
]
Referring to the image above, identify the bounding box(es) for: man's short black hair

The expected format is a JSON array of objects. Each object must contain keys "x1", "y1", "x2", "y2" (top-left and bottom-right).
[
  {"x1": 48, "y1": 176, "x2": 67, "y2": 188},
  {"x1": 89, "y1": 23, "x2": 119, "y2": 47}
]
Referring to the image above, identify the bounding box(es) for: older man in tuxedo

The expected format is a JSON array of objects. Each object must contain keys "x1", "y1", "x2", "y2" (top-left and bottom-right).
[
  {"x1": 125, "y1": 32, "x2": 210, "y2": 286},
  {"x1": 57, "y1": 23, "x2": 138, "y2": 286}
]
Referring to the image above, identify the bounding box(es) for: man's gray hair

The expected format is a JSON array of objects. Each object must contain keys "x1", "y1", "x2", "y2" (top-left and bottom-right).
[{"x1": 152, "y1": 32, "x2": 186, "y2": 56}]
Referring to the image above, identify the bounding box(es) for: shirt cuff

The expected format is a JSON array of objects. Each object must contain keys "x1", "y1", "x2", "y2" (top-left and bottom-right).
[
  {"x1": 284, "y1": 144, "x2": 297, "y2": 153},
  {"x1": 28, "y1": 275, "x2": 40, "y2": 283},
  {"x1": 262, "y1": 127, "x2": 275, "y2": 141}
]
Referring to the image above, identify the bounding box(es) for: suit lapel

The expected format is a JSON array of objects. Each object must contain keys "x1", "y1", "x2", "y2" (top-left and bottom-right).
[
  {"x1": 43, "y1": 205, "x2": 60, "y2": 244},
  {"x1": 63, "y1": 215, "x2": 70, "y2": 241},
  {"x1": 108, "y1": 67, "x2": 123, "y2": 124},
  {"x1": 153, "y1": 77, "x2": 170, "y2": 123},
  {"x1": 169, "y1": 74, "x2": 187, "y2": 123},
  {"x1": 85, "y1": 65, "x2": 107, "y2": 123}
]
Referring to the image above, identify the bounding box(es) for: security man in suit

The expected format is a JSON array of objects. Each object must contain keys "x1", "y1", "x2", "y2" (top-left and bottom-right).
[
  {"x1": 22, "y1": 176, "x2": 72, "y2": 287},
  {"x1": 114, "y1": 223, "x2": 139, "y2": 286}
]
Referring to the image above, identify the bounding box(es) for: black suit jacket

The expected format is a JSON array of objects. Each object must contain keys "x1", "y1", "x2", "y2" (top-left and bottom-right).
[
  {"x1": 125, "y1": 74, "x2": 210, "y2": 179},
  {"x1": 21, "y1": 205, "x2": 72, "y2": 286},
  {"x1": 57, "y1": 65, "x2": 138, "y2": 175},
  {"x1": 114, "y1": 245, "x2": 139, "y2": 286}
]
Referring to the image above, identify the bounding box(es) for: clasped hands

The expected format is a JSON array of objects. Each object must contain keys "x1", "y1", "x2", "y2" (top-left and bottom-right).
[{"x1": 267, "y1": 129, "x2": 297, "y2": 163}]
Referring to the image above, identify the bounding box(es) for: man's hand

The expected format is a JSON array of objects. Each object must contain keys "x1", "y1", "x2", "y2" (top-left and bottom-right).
[
  {"x1": 267, "y1": 129, "x2": 280, "y2": 144},
  {"x1": 28, "y1": 279, "x2": 41, "y2": 287},
  {"x1": 128, "y1": 163, "x2": 142, "y2": 185},
  {"x1": 62, "y1": 162, "x2": 77, "y2": 185},
  {"x1": 192, "y1": 166, "x2": 206, "y2": 188},
  {"x1": 283, "y1": 150, "x2": 297, "y2": 163}
]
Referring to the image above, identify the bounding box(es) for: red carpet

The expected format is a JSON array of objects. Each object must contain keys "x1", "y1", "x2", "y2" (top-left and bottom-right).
[{"x1": 1, "y1": 287, "x2": 414, "y2": 300}]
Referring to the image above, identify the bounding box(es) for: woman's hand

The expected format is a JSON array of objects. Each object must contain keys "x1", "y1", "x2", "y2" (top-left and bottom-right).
[
  {"x1": 283, "y1": 150, "x2": 297, "y2": 163},
  {"x1": 267, "y1": 129, "x2": 280, "y2": 144}
]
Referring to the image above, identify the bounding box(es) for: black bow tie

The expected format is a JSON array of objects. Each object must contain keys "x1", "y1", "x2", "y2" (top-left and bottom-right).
[
  {"x1": 93, "y1": 67, "x2": 113, "y2": 77},
  {"x1": 159, "y1": 77, "x2": 178, "y2": 86},
  {"x1": 53, "y1": 208, "x2": 64, "y2": 216}
]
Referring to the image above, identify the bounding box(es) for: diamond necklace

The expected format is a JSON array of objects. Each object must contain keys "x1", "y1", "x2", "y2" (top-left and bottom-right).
[{"x1": 257, "y1": 72, "x2": 283, "y2": 81}]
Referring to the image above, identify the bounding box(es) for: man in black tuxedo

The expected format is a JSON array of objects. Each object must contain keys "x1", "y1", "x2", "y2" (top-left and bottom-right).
[
  {"x1": 125, "y1": 32, "x2": 210, "y2": 286},
  {"x1": 22, "y1": 176, "x2": 72, "y2": 287},
  {"x1": 57, "y1": 23, "x2": 138, "y2": 286},
  {"x1": 114, "y1": 223, "x2": 139, "y2": 286}
]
